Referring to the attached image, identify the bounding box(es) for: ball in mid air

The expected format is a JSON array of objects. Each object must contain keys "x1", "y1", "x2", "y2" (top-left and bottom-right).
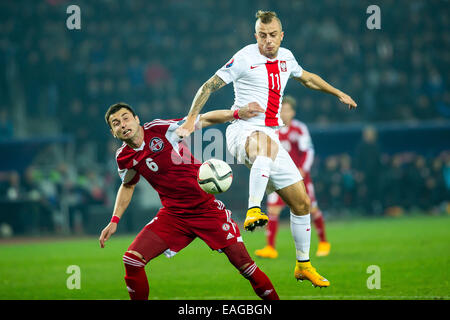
[{"x1": 197, "y1": 158, "x2": 233, "y2": 194}]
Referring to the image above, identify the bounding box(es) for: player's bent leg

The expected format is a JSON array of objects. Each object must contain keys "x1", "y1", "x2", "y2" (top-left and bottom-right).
[
  {"x1": 222, "y1": 242, "x2": 279, "y2": 300},
  {"x1": 124, "y1": 228, "x2": 170, "y2": 300},
  {"x1": 243, "y1": 131, "x2": 279, "y2": 231}
]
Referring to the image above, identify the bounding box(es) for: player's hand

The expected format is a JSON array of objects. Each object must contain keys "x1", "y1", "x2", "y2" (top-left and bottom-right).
[
  {"x1": 175, "y1": 120, "x2": 195, "y2": 139},
  {"x1": 99, "y1": 222, "x2": 117, "y2": 248},
  {"x1": 338, "y1": 93, "x2": 357, "y2": 109},
  {"x1": 238, "y1": 102, "x2": 265, "y2": 120}
]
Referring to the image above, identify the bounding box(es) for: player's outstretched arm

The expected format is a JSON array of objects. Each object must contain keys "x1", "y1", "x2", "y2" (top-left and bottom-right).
[
  {"x1": 294, "y1": 70, "x2": 357, "y2": 109},
  {"x1": 176, "y1": 75, "x2": 226, "y2": 138},
  {"x1": 99, "y1": 183, "x2": 136, "y2": 248},
  {"x1": 198, "y1": 102, "x2": 265, "y2": 128}
]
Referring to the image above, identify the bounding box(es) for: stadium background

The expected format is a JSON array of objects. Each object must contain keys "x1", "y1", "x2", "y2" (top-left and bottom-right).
[{"x1": 0, "y1": 1, "x2": 448, "y2": 240}]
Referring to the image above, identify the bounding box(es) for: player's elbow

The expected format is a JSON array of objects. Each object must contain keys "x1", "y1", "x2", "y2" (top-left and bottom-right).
[
  {"x1": 298, "y1": 71, "x2": 320, "y2": 89},
  {"x1": 122, "y1": 182, "x2": 137, "y2": 190}
]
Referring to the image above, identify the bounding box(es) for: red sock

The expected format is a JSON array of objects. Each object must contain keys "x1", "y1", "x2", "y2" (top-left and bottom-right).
[
  {"x1": 313, "y1": 211, "x2": 327, "y2": 242},
  {"x1": 123, "y1": 252, "x2": 149, "y2": 300},
  {"x1": 241, "y1": 262, "x2": 279, "y2": 300},
  {"x1": 267, "y1": 216, "x2": 279, "y2": 247}
]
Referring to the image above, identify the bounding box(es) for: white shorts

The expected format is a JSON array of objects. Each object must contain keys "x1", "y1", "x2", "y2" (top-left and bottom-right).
[{"x1": 226, "y1": 120, "x2": 303, "y2": 194}]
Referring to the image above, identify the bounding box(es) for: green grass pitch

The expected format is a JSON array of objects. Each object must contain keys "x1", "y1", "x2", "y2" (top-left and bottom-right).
[{"x1": 0, "y1": 214, "x2": 448, "y2": 300}]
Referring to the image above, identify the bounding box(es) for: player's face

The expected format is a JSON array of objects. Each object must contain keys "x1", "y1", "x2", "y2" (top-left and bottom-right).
[
  {"x1": 108, "y1": 108, "x2": 140, "y2": 141},
  {"x1": 255, "y1": 19, "x2": 284, "y2": 59},
  {"x1": 281, "y1": 102, "x2": 295, "y2": 124}
]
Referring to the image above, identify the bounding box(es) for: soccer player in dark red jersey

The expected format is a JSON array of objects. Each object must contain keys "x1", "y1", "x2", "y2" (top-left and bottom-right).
[{"x1": 99, "y1": 102, "x2": 279, "y2": 300}]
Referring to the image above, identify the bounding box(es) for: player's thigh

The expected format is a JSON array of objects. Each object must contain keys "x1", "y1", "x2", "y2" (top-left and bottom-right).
[
  {"x1": 266, "y1": 144, "x2": 302, "y2": 195},
  {"x1": 132, "y1": 213, "x2": 195, "y2": 261},
  {"x1": 245, "y1": 131, "x2": 279, "y2": 162},
  {"x1": 276, "y1": 180, "x2": 311, "y2": 216},
  {"x1": 190, "y1": 207, "x2": 242, "y2": 252},
  {"x1": 128, "y1": 226, "x2": 169, "y2": 262}
]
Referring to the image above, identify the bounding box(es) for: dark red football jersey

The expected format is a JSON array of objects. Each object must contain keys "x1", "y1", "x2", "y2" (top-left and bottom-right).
[
  {"x1": 115, "y1": 119, "x2": 216, "y2": 214},
  {"x1": 277, "y1": 119, "x2": 315, "y2": 173}
]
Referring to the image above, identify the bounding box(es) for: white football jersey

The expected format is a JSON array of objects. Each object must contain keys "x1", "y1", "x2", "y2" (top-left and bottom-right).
[{"x1": 216, "y1": 43, "x2": 303, "y2": 127}]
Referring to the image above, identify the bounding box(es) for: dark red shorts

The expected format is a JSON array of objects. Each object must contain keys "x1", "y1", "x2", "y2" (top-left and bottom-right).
[
  {"x1": 266, "y1": 173, "x2": 317, "y2": 208},
  {"x1": 131, "y1": 200, "x2": 242, "y2": 259}
]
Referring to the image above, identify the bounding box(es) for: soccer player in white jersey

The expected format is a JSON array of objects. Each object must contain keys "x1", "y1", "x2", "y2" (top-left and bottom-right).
[{"x1": 176, "y1": 10, "x2": 357, "y2": 287}]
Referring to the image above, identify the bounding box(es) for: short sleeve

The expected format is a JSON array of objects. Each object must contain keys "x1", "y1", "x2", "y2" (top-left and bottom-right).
[
  {"x1": 116, "y1": 145, "x2": 140, "y2": 186},
  {"x1": 296, "y1": 123, "x2": 314, "y2": 151},
  {"x1": 289, "y1": 53, "x2": 303, "y2": 79},
  {"x1": 165, "y1": 115, "x2": 202, "y2": 146},
  {"x1": 118, "y1": 167, "x2": 140, "y2": 186},
  {"x1": 298, "y1": 133, "x2": 313, "y2": 152},
  {"x1": 215, "y1": 53, "x2": 247, "y2": 84}
]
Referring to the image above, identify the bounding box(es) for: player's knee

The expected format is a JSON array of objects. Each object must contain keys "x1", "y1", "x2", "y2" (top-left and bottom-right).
[
  {"x1": 238, "y1": 262, "x2": 252, "y2": 272},
  {"x1": 223, "y1": 242, "x2": 253, "y2": 271},
  {"x1": 290, "y1": 195, "x2": 311, "y2": 215},
  {"x1": 123, "y1": 250, "x2": 147, "y2": 267}
]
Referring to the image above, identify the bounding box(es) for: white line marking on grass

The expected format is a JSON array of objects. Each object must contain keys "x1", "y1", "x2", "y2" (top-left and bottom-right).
[{"x1": 154, "y1": 295, "x2": 448, "y2": 300}]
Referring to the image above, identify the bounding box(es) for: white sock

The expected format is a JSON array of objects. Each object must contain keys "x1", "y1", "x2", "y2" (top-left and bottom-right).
[
  {"x1": 248, "y1": 156, "x2": 273, "y2": 208},
  {"x1": 290, "y1": 212, "x2": 311, "y2": 261}
]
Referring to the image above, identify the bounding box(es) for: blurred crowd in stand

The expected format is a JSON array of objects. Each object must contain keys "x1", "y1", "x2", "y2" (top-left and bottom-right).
[
  {"x1": 312, "y1": 151, "x2": 450, "y2": 217},
  {"x1": 0, "y1": 0, "x2": 449, "y2": 235}
]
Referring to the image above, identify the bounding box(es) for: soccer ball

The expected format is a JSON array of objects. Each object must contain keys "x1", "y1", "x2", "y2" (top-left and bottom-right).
[{"x1": 197, "y1": 158, "x2": 233, "y2": 194}]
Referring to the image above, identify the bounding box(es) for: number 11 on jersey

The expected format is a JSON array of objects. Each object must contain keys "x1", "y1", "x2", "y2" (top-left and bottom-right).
[{"x1": 269, "y1": 73, "x2": 280, "y2": 90}]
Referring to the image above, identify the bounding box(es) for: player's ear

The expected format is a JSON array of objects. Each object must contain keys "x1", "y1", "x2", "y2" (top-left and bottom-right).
[
  {"x1": 280, "y1": 31, "x2": 284, "y2": 42},
  {"x1": 135, "y1": 115, "x2": 140, "y2": 125},
  {"x1": 110, "y1": 129, "x2": 117, "y2": 139}
]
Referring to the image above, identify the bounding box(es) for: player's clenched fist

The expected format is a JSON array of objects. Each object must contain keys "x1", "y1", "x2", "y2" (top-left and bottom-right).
[{"x1": 99, "y1": 222, "x2": 117, "y2": 248}]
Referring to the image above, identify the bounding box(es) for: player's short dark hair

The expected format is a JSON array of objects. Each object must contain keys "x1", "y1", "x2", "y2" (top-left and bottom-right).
[
  {"x1": 255, "y1": 10, "x2": 282, "y2": 29},
  {"x1": 105, "y1": 102, "x2": 136, "y2": 128},
  {"x1": 282, "y1": 95, "x2": 297, "y2": 109}
]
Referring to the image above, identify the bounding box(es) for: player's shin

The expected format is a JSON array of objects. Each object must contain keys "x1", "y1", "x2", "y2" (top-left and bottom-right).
[
  {"x1": 267, "y1": 215, "x2": 279, "y2": 247},
  {"x1": 241, "y1": 262, "x2": 280, "y2": 300},
  {"x1": 313, "y1": 210, "x2": 327, "y2": 242},
  {"x1": 223, "y1": 242, "x2": 279, "y2": 300},
  {"x1": 248, "y1": 156, "x2": 273, "y2": 208},
  {"x1": 290, "y1": 212, "x2": 311, "y2": 261},
  {"x1": 123, "y1": 252, "x2": 149, "y2": 300}
]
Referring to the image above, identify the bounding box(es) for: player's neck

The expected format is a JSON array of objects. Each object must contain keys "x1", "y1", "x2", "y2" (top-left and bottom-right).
[
  {"x1": 258, "y1": 47, "x2": 278, "y2": 60},
  {"x1": 125, "y1": 126, "x2": 144, "y2": 149}
]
